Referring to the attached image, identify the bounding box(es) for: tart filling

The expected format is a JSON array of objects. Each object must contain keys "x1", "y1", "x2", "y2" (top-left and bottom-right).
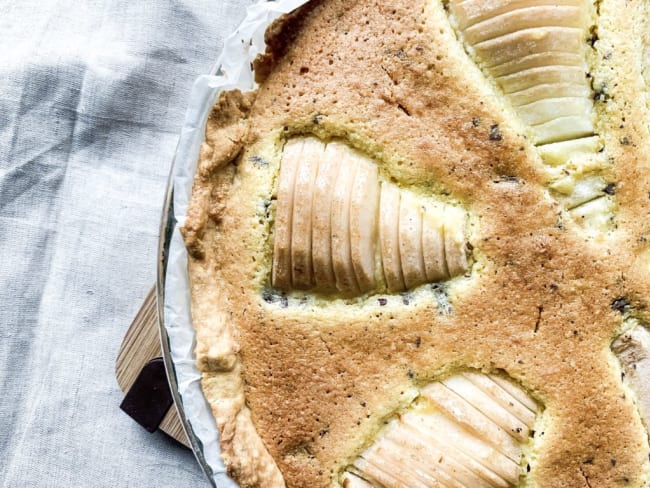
[{"x1": 182, "y1": 0, "x2": 650, "y2": 486}]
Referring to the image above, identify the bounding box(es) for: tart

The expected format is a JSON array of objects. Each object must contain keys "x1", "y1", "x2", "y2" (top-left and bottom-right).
[{"x1": 182, "y1": 0, "x2": 650, "y2": 486}]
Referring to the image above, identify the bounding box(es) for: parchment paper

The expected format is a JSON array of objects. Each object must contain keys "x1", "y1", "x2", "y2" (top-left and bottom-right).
[{"x1": 163, "y1": 0, "x2": 310, "y2": 485}]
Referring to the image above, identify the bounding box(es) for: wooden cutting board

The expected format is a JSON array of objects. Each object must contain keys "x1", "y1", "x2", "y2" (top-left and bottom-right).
[{"x1": 115, "y1": 286, "x2": 190, "y2": 447}]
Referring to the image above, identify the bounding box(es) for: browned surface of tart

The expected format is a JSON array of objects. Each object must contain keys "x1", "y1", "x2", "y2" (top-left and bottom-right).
[{"x1": 182, "y1": 0, "x2": 650, "y2": 486}]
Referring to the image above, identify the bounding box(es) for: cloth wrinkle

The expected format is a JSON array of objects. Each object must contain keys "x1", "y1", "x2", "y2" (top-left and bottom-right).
[{"x1": 0, "y1": 1, "x2": 257, "y2": 486}]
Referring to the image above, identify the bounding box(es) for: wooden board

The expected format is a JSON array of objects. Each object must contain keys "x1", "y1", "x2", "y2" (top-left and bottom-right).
[{"x1": 116, "y1": 286, "x2": 190, "y2": 447}]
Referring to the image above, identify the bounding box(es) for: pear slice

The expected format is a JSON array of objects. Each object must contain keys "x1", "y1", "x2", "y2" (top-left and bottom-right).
[
  {"x1": 389, "y1": 420, "x2": 496, "y2": 488},
  {"x1": 290, "y1": 137, "x2": 322, "y2": 289},
  {"x1": 421, "y1": 203, "x2": 448, "y2": 282},
  {"x1": 463, "y1": 5, "x2": 585, "y2": 44},
  {"x1": 421, "y1": 382, "x2": 522, "y2": 462},
  {"x1": 349, "y1": 157, "x2": 379, "y2": 293},
  {"x1": 311, "y1": 143, "x2": 341, "y2": 291},
  {"x1": 497, "y1": 66, "x2": 587, "y2": 94},
  {"x1": 490, "y1": 51, "x2": 583, "y2": 77},
  {"x1": 379, "y1": 183, "x2": 406, "y2": 292},
  {"x1": 347, "y1": 373, "x2": 539, "y2": 488},
  {"x1": 356, "y1": 417, "x2": 498, "y2": 488},
  {"x1": 531, "y1": 114, "x2": 594, "y2": 144},
  {"x1": 491, "y1": 376, "x2": 539, "y2": 412},
  {"x1": 401, "y1": 415, "x2": 510, "y2": 487},
  {"x1": 442, "y1": 376, "x2": 531, "y2": 441},
  {"x1": 516, "y1": 97, "x2": 593, "y2": 126},
  {"x1": 272, "y1": 139, "x2": 302, "y2": 289},
  {"x1": 341, "y1": 472, "x2": 375, "y2": 488},
  {"x1": 443, "y1": 206, "x2": 469, "y2": 278},
  {"x1": 473, "y1": 27, "x2": 584, "y2": 68},
  {"x1": 353, "y1": 457, "x2": 415, "y2": 488},
  {"x1": 358, "y1": 429, "x2": 458, "y2": 488},
  {"x1": 462, "y1": 372, "x2": 537, "y2": 426},
  {"x1": 568, "y1": 195, "x2": 614, "y2": 233},
  {"x1": 399, "y1": 192, "x2": 427, "y2": 289},
  {"x1": 450, "y1": 0, "x2": 584, "y2": 30},
  {"x1": 331, "y1": 144, "x2": 360, "y2": 294},
  {"x1": 536, "y1": 135, "x2": 602, "y2": 166},
  {"x1": 612, "y1": 324, "x2": 650, "y2": 431},
  {"x1": 403, "y1": 410, "x2": 521, "y2": 483},
  {"x1": 558, "y1": 175, "x2": 606, "y2": 209},
  {"x1": 508, "y1": 82, "x2": 590, "y2": 107}
]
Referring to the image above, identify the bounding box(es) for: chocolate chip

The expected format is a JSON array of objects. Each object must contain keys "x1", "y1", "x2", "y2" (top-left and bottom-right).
[{"x1": 489, "y1": 124, "x2": 502, "y2": 141}]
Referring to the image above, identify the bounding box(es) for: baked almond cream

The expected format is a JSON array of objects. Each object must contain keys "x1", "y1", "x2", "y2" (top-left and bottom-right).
[{"x1": 182, "y1": 0, "x2": 650, "y2": 486}]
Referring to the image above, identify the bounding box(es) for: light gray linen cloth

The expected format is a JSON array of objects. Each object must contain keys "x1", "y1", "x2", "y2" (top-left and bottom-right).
[{"x1": 0, "y1": 1, "x2": 254, "y2": 486}]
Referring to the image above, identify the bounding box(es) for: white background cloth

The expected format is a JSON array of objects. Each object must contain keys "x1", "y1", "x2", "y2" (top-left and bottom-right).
[{"x1": 0, "y1": 1, "x2": 254, "y2": 486}]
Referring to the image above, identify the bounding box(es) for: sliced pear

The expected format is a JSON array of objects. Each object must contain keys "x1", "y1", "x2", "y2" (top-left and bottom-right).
[
  {"x1": 399, "y1": 191, "x2": 427, "y2": 289},
  {"x1": 497, "y1": 66, "x2": 587, "y2": 94},
  {"x1": 272, "y1": 139, "x2": 302, "y2": 289},
  {"x1": 531, "y1": 114, "x2": 594, "y2": 144},
  {"x1": 403, "y1": 410, "x2": 521, "y2": 483},
  {"x1": 390, "y1": 420, "x2": 495, "y2": 488},
  {"x1": 473, "y1": 27, "x2": 584, "y2": 68},
  {"x1": 421, "y1": 203, "x2": 448, "y2": 282},
  {"x1": 379, "y1": 183, "x2": 406, "y2": 292},
  {"x1": 421, "y1": 382, "x2": 522, "y2": 462},
  {"x1": 568, "y1": 195, "x2": 614, "y2": 233},
  {"x1": 491, "y1": 376, "x2": 539, "y2": 412},
  {"x1": 311, "y1": 143, "x2": 341, "y2": 291},
  {"x1": 490, "y1": 51, "x2": 584, "y2": 77},
  {"x1": 401, "y1": 415, "x2": 510, "y2": 487},
  {"x1": 341, "y1": 472, "x2": 375, "y2": 488},
  {"x1": 290, "y1": 138, "x2": 322, "y2": 289},
  {"x1": 612, "y1": 324, "x2": 650, "y2": 431},
  {"x1": 537, "y1": 135, "x2": 602, "y2": 166},
  {"x1": 462, "y1": 373, "x2": 537, "y2": 426},
  {"x1": 347, "y1": 373, "x2": 539, "y2": 488},
  {"x1": 557, "y1": 175, "x2": 606, "y2": 209},
  {"x1": 353, "y1": 456, "x2": 414, "y2": 488},
  {"x1": 508, "y1": 82, "x2": 590, "y2": 106},
  {"x1": 443, "y1": 206, "x2": 469, "y2": 278},
  {"x1": 330, "y1": 143, "x2": 360, "y2": 294},
  {"x1": 442, "y1": 376, "x2": 531, "y2": 441},
  {"x1": 463, "y1": 5, "x2": 585, "y2": 44},
  {"x1": 349, "y1": 157, "x2": 379, "y2": 293},
  {"x1": 516, "y1": 97, "x2": 593, "y2": 126},
  {"x1": 450, "y1": 0, "x2": 584, "y2": 30},
  {"x1": 359, "y1": 429, "x2": 458, "y2": 487}
]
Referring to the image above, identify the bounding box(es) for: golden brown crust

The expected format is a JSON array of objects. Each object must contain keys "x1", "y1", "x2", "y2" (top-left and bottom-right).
[{"x1": 185, "y1": 0, "x2": 650, "y2": 486}]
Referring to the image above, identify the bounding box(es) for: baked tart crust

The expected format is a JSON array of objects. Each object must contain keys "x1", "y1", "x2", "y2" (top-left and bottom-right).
[{"x1": 183, "y1": 0, "x2": 650, "y2": 486}]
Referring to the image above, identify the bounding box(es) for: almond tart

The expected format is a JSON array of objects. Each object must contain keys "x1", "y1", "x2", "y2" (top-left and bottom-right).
[{"x1": 182, "y1": 0, "x2": 650, "y2": 486}]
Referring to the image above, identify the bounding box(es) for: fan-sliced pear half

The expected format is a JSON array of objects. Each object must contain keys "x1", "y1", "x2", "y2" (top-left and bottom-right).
[
  {"x1": 273, "y1": 137, "x2": 470, "y2": 295},
  {"x1": 344, "y1": 373, "x2": 539, "y2": 488}
]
